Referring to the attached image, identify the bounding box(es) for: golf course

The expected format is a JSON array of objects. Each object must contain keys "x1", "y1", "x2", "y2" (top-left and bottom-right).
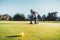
[{"x1": 0, "y1": 21, "x2": 60, "y2": 40}]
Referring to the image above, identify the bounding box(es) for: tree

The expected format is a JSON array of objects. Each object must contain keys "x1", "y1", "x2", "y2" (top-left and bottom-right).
[
  {"x1": 0, "y1": 15, "x2": 3, "y2": 20},
  {"x1": 21, "y1": 14, "x2": 25, "y2": 20},
  {"x1": 13, "y1": 13, "x2": 25, "y2": 21},
  {"x1": 38, "y1": 14, "x2": 42, "y2": 21},
  {"x1": 47, "y1": 11, "x2": 58, "y2": 21},
  {"x1": 42, "y1": 15, "x2": 46, "y2": 21}
]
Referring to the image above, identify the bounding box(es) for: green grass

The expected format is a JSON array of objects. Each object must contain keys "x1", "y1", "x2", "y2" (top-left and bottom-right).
[{"x1": 0, "y1": 21, "x2": 60, "y2": 40}]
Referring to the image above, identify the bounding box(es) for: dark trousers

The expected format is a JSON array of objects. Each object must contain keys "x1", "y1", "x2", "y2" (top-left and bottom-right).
[{"x1": 30, "y1": 16, "x2": 38, "y2": 24}]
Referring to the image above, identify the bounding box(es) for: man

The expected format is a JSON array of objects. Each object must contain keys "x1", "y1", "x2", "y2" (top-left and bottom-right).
[{"x1": 30, "y1": 9, "x2": 39, "y2": 24}]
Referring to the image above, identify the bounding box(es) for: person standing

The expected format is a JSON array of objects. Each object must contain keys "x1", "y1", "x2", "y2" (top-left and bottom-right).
[{"x1": 30, "y1": 9, "x2": 39, "y2": 24}]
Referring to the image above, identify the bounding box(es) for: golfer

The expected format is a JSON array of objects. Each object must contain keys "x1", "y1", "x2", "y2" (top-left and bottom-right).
[{"x1": 30, "y1": 9, "x2": 39, "y2": 24}]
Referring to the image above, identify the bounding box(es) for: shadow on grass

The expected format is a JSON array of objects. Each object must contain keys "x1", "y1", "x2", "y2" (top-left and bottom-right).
[{"x1": 5, "y1": 35, "x2": 20, "y2": 38}]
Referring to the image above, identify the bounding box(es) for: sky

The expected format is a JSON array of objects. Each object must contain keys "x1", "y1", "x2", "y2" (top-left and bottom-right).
[{"x1": 0, "y1": 0, "x2": 60, "y2": 17}]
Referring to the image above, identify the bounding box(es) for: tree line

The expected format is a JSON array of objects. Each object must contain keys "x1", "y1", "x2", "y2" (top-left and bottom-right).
[{"x1": 0, "y1": 11, "x2": 60, "y2": 21}]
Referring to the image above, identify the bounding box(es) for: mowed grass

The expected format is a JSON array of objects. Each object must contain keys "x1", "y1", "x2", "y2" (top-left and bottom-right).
[{"x1": 0, "y1": 21, "x2": 60, "y2": 40}]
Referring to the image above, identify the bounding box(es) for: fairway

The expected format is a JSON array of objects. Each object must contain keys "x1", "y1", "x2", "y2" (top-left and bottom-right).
[{"x1": 0, "y1": 21, "x2": 60, "y2": 40}]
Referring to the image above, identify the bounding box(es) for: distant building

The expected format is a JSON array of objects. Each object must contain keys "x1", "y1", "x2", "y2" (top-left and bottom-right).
[{"x1": 0, "y1": 14, "x2": 12, "y2": 20}]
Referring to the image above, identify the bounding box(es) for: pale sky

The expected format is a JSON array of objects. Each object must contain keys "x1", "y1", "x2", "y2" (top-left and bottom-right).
[{"x1": 0, "y1": 0, "x2": 60, "y2": 17}]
